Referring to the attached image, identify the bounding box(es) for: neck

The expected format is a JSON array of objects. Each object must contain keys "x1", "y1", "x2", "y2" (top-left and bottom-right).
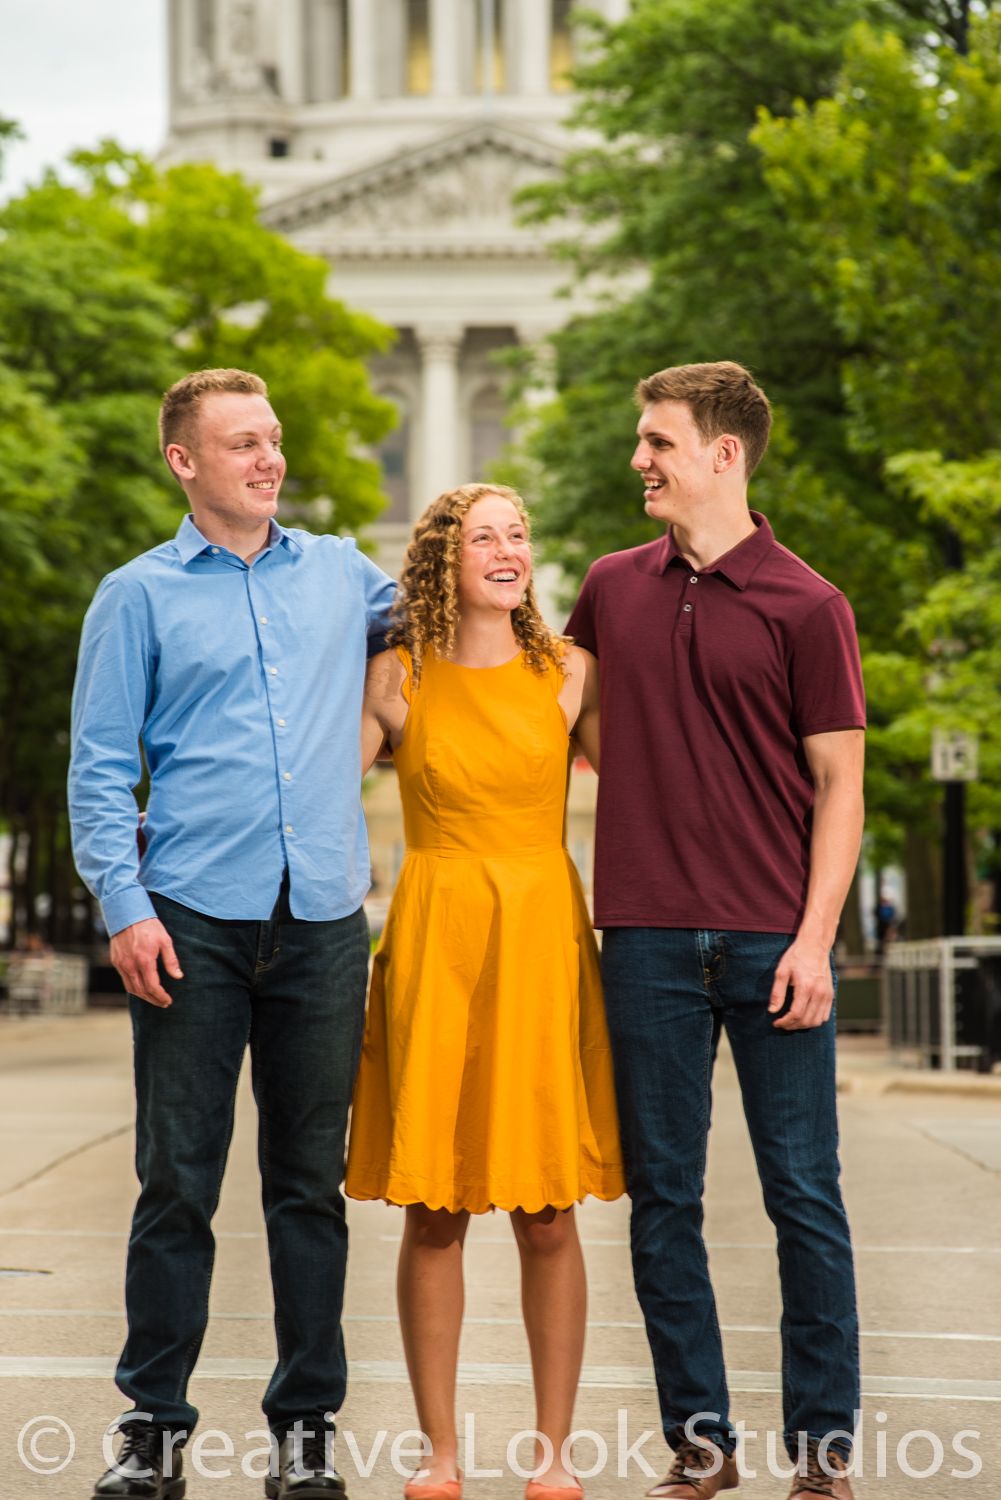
[
  {"x1": 669, "y1": 501, "x2": 755, "y2": 572},
  {"x1": 188, "y1": 502, "x2": 273, "y2": 564},
  {"x1": 450, "y1": 608, "x2": 521, "y2": 669}
]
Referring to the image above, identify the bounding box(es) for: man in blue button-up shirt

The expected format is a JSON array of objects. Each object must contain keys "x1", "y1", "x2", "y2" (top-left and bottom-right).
[{"x1": 70, "y1": 369, "x2": 396, "y2": 1499}]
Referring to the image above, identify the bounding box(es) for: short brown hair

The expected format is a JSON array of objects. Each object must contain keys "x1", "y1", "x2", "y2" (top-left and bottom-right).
[
  {"x1": 635, "y1": 361, "x2": 772, "y2": 476},
  {"x1": 159, "y1": 368, "x2": 269, "y2": 456}
]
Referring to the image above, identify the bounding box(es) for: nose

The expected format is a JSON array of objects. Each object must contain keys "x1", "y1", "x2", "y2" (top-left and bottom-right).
[{"x1": 631, "y1": 440, "x2": 652, "y2": 471}]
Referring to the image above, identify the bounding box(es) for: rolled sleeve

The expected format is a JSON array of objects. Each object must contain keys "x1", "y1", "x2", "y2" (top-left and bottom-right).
[{"x1": 68, "y1": 575, "x2": 156, "y2": 936}]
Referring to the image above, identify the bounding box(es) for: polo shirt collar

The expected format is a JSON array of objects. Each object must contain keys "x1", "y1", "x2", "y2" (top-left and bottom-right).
[
  {"x1": 659, "y1": 510, "x2": 773, "y2": 591},
  {"x1": 175, "y1": 512, "x2": 300, "y2": 565}
]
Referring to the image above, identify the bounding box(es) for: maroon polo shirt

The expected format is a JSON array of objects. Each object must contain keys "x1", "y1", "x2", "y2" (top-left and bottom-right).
[{"x1": 566, "y1": 512, "x2": 866, "y2": 932}]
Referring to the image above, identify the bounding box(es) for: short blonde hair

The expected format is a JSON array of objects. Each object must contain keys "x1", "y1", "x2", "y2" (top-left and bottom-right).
[
  {"x1": 636, "y1": 361, "x2": 773, "y2": 476},
  {"x1": 388, "y1": 484, "x2": 569, "y2": 685},
  {"x1": 159, "y1": 368, "x2": 269, "y2": 455}
]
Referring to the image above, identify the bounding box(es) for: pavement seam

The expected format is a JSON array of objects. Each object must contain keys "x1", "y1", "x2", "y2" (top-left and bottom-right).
[{"x1": 0, "y1": 1122, "x2": 132, "y2": 1199}]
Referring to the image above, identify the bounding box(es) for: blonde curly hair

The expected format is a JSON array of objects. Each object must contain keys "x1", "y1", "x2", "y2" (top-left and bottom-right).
[{"x1": 388, "y1": 483, "x2": 569, "y2": 685}]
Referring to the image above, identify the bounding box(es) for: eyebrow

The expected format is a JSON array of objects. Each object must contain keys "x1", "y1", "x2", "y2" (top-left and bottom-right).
[{"x1": 227, "y1": 429, "x2": 283, "y2": 440}]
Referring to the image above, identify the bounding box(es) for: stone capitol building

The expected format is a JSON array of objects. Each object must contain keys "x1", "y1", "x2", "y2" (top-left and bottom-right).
[{"x1": 161, "y1": 0, "x2": 628, "y2": 577}]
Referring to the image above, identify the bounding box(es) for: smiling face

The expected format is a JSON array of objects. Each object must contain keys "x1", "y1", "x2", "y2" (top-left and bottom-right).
[
  {"x1": 165, "y1": 391, "x2": 286, "y2": 532},
  {"x1": 631, "y1": 399, "x2": 742, "y2": 524},
  {"x1": 457, "y1": 494, "x2": 532, "y2": 616}
]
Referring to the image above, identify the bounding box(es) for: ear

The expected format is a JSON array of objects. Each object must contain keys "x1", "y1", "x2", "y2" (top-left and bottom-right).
[
  {"x1": 714, "y1": 436, "x2": 742, "y2": 474},
  {"x1": 165, "y1": 442, "x2": 196, "y2": 481}
]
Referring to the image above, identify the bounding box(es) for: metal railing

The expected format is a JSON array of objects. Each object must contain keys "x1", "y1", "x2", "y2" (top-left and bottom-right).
[{"x1": 883, "y1": 937, "x2": 1001, "y2": 1072}]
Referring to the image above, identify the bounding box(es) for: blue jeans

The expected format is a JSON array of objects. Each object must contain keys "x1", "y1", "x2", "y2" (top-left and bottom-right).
[
  {"x1": 601, "y1": 928, "x2": 859, "y2": 1462},
  {"x1": 117, "y1": 878, "x2": 370, "y2": 1437}
]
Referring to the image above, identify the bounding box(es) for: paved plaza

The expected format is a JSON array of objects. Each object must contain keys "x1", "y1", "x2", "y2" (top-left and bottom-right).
[{"x1": 2, "y1": 1012, "x2": 1001, "y2": 1498}]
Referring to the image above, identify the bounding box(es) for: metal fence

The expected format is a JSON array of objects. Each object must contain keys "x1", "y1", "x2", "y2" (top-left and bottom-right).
[
  {"x1": 883, "y1": 937, "x2": 1001, "y2": 1072},
  {"x1": 0, "y1": 953, "x2": 89, "y2": 1016}
]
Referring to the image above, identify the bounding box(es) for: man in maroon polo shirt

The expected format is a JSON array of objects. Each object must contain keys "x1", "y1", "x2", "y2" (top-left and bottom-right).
[{"x1": 567, "y1": 362, "x2": 864, "y2": 1500}]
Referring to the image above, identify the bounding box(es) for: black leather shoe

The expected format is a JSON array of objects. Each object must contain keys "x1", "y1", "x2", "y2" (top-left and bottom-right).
[
  {"x1": 92, "y1": 1421, "x2": 185, "y2": 1499},
  {"x1": 264, "y1": 1429, "x2": 348, "y2": 1500}
]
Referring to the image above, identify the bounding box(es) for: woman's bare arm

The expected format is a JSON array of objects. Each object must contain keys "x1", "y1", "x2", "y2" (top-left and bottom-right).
[
  {"x1": 360, "y1": 650, "x2": 410, "y2": 775},
  {"x1": 558, "y1": 645, "x2": 600, "y2": 771}
]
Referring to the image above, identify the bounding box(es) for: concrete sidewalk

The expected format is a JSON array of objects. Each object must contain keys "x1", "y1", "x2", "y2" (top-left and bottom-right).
[{"x1": 2, "y1": 1013, "x2": 1000, "y2": 1498}]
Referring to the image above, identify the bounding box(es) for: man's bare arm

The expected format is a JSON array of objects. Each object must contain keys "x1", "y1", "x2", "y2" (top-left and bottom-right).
[
  {"x1": 560, "y1": 646, "x2": 600, "y2": 771},
  {"x1": 110, "y1": 918, "x2": 183, "y2": 1009},
  {"x1": 769, "y1": 728, "x2": 865, "y2": 1031}
]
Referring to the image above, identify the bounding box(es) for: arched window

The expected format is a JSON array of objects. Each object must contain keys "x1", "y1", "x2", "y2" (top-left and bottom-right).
[
  {"x1": 470, "y1": 386, "x2": 509, "y2": 479},
  {"x1": 551, "y1": 0, "x2": 574, "y2": 92},
  {"x1": 406, "y1": 0, "x2": 431, "y2": 95},
  {"x1": 375, "y1": 393, "x2": 411, "y2": 523}
]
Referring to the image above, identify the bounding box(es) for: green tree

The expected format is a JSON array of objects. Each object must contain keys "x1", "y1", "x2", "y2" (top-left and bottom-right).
[
  {"x1": 0, "y1": 144, "x2": 395, "y2": 948},
  {"x1": 753, "y1": 18, "x2": 1001, "y2": 461},
  {"x1": 510, "y1": 0, "x2": 951, "y2": 645},
  {"x1": 751, "y1": 13, "x2": 1001, "y2": 930}
]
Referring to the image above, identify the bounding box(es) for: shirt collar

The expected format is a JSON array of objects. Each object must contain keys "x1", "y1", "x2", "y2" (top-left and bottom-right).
[
  {"x1": 174, "y1": 513, "x2": 299, "y2": 566},
  {"x1": 659, "y1": 510, "x2": 774, "y2": 590}
]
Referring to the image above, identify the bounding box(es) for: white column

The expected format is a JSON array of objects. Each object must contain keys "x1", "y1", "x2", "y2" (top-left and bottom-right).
[
  {"x1": 431, "y1": 0, "x2": 462, "y2": 96},
  {"x1": 416, "y1": 325, "x2": 464, "y2": 514},
  {"x1": 348, "y1": 0, "x2": 377, "y2": 98},
  {"x1": 517, "y1": 0, "x2": 551, "y2": 95}
]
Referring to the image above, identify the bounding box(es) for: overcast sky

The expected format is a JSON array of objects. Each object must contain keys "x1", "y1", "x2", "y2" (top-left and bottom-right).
[{"x1": 0, "y1": 0, "x2": 167, "y2": 200}]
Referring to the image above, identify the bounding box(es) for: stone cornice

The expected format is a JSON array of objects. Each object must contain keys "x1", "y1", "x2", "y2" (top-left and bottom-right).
[{"x1": 259, "y1": 121, "x2": 565, "y2": 236}]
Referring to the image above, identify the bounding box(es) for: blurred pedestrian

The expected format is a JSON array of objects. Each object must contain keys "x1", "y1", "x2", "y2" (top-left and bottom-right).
[
  {"x1": 69, "y1": 369, "x2": 394, "y2": 1500},
  {"x1": 566, "y1": 362, "x2": 866, "y2": 1500},
  {"x1": 346, "y1": 485, "x2": 625, "y2": 1500}
]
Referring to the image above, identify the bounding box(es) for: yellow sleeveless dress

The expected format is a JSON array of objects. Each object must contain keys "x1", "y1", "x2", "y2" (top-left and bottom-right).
[{"x1": 345, "y1": 647, "x2": 625, "y2": 1215}]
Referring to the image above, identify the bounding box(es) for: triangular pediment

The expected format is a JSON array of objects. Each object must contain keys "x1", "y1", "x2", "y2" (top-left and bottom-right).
[{"x1": 260, "y1": 123, "x2": 564, "y2": 260}]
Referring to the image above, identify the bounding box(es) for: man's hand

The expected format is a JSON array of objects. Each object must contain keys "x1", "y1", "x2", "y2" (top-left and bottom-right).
[
  {"x1": 110, "y1": 918, "x2": 183, "y2": 1009},
  {"x1": 768, "y1": 938, "x2": 834, "y2": 1031}
]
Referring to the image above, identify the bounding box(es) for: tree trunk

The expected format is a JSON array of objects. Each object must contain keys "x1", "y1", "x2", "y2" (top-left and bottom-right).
[
  {"x1": 905, "y1": 825, "x2": 942, "y2": 939},
  {"x1": 839, "y1": 865, "x2": 865, "y2": 955}
]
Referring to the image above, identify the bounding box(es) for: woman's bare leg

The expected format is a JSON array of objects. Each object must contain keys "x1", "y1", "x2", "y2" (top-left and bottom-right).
[
  {"x1": 511, "y1": 1206, "x2": 587, "y2": 1488},
  {"x1": 397, "y1": 1203, "x2": 470, "y2": 1485}
]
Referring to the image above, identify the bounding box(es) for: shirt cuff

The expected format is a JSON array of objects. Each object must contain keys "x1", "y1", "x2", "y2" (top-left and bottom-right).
[
  {"x1": 367, "y1": 630, "x2": 390, "y2": 658},
  {"x1": 101, "y1": 883, "x2": 157, "y2": 937}
]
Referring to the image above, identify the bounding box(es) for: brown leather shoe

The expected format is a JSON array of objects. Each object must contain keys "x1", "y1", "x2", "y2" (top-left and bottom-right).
[
  {"x1": 787, "y1": 1440, "x2": 854, "y2": 1499},
  {"x1": 645, "y1": 1438, "x2": 738, "y2": 1500}
]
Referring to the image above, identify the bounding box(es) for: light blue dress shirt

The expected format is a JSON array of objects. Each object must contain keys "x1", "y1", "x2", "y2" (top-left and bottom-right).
[{"x1": 69, "y1": 514, "x2": 396, "y2": 936}]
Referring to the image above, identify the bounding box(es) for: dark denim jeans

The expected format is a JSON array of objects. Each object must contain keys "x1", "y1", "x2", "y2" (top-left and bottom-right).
[
  {"x1": 116, "y1": 878, "x2": 370, "y2": 1438},
  {"x1": 601, "y1": 928, "x2": 859, "y2": 1462}
]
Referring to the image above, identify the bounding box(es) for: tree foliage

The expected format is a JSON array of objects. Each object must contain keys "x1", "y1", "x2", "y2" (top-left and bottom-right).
[
  {"x1": 506, "y1": 0, "x2": 1001, "y2": 931},
  {"x1": 512, "y1": 0, "x2": 935, "y2": 645},
  {"x1": 753, "y1": 18, "x2": 1001, "y2": 460},
  {"x1": 0, "y1": 144, "x2": 394, "y2": 946}
]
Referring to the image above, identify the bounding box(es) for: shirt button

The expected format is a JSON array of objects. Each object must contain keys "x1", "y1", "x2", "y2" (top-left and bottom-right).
[
  {"x1": 285, "y1": 825, "x2": 293, "y2": 833},
  {"x1": 284, "y1": 772, "x2": 291, "y2": 781},
  {"x1": 270, "y1": 668, "x2": 277, "y2": 675},
  {"x1": 211, "y1": 547, "x2": 220, "y2": 555},
  {"x1": 260, "y1": 616, "x2": 268, "y2": 624},
  {"x1": 684, "y1": 603, "x2": 692, "y2": 612},
  {"x1": 278, "y1": 719, "x2": 286, "y2": 726}
]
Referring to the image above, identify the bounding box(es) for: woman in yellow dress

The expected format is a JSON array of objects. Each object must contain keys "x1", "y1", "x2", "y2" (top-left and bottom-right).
[{"x1": 346, "y1": 483, "x2": 624, "y2": 1500}]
